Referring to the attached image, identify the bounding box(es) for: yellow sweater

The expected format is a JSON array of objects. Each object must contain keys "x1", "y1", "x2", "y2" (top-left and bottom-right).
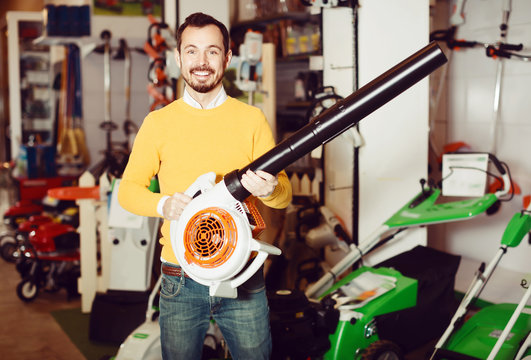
[{"x1": 118, "y1": 97, "x2": 292, "y2": 264}]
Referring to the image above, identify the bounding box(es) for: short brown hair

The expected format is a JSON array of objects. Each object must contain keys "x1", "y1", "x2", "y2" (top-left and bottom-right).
[{"x1": 176, "y1": 12, "x2": 230, "y2": 55}]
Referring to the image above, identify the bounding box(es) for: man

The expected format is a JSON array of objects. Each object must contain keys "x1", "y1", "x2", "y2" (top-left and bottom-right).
[{"x1": 118, "y1": 12, "x2": 292, "y2": 360}]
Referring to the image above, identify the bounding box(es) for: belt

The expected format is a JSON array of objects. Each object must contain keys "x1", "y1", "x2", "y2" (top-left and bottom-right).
[{"x1": 162, "y1": 264, "x2": 189, "y2": 278}]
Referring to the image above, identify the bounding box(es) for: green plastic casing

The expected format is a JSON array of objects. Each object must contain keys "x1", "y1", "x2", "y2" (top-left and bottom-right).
[
  {"x1": 444, "y1": 303, "x2": 531, "y2": 359},
  {"x1": 321, "y1": 266, "x2": 417, "y2": 360},
  {"x1": 500, "y1": 212, "x2": 531, "y2": 247},
  {"x1": 385, "y1": 188, "x2": 500, "y2": 228}
]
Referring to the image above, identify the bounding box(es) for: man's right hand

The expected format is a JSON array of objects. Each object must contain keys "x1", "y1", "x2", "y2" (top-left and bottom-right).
[{"x1": 162, "y1": 193, "x2": 192, "y2": 220}]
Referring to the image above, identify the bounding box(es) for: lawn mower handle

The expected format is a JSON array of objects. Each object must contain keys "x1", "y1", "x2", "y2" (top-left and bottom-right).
[{"x1": 224, "y1": 41, "x2": 448, "y2": 201}]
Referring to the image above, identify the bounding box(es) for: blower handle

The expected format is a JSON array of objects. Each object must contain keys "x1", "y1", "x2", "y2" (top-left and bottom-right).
[
  {"x1": 224, "y1": 41, "x2": 448, "y2": 202},
  {"x1": 230, "y1": 239, "x2": 281, "y2": 289}
]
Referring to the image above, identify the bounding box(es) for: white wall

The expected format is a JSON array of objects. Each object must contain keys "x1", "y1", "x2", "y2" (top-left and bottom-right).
[
  {"x1": 430, "y1": 0, "x2": 531, "y2": 274},
  {"x1": 321, "y1": 7, "x2": 356, "y2": 238},
  {"x1": 353, "y1": 0, "x2": 430, "y2": 265},
  {"x1": 178, "y1": 0, "x2": 230, "y2": 30}
]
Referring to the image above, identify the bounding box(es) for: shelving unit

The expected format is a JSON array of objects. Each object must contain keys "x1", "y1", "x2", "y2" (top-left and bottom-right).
[
  {"x1": 231, "y1": 9, "x2": 323, "y2": 127},
  {"x1": 7, "y1": 11, "x2": 56, "y2": 157},
  {"x1": 232, "y1": 10, "x2": 316, "y2": 31},
  {"x1": 231, "y1": 10, "x2": 321, "y2": 60},
  {"x1": 6, "y1": 11, "x2": 98, "y2": 162}
]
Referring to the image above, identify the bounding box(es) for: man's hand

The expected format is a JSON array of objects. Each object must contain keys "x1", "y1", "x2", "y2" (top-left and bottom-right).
[
  {"x1": 162, "y1": 193, "x2": 192, "y2": 220},
  {"x1": 240, "y1": 170, "x2": 278, "y2": 198}
]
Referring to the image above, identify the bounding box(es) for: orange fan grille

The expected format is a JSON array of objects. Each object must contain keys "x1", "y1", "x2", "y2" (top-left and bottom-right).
[{"x1": 183, "y1": 207, "x2": 238, "y2": 268}]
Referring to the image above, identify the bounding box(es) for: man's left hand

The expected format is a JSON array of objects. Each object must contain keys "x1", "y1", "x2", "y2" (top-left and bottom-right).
[{"x1": 240, "y1": 170, "x2": 278, "y2": 198}]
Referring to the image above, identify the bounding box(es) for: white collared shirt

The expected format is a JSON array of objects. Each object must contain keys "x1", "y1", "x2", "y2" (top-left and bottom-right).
[{"x1": 182, "y1": 86, "x2": 228, "y2": 109}]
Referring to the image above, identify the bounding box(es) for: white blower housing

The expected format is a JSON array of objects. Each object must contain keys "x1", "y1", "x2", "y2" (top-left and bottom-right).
[{"x1": 170, "y1": 172, "x2": 280, "y2": 298}]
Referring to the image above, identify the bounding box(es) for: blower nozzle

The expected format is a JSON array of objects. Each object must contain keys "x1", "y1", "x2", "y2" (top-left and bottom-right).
[{"x1": 224, "y1": 41, "x2": 447, "y2": 201}]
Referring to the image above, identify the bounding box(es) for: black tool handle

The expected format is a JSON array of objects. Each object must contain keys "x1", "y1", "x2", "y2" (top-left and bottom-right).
[{"x1": 224, "y1": 41, "x2": 448, "y2": 201}]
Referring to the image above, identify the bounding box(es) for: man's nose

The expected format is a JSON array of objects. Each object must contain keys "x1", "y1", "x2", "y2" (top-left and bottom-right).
[{"x1": 198, "y1": 51, "x2": 208, "y2": 65}]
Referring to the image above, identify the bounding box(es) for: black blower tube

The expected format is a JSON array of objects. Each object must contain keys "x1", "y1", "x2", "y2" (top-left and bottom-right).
[{"x1": 224, "y1": 41, "x2": 448, "y2": 201}]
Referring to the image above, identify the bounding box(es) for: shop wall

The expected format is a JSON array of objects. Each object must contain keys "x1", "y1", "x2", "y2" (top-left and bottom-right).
[
  {"x1": 352, "y1": 0, "x2": 430, "y2": 265},
  {"x1": 429, "y1": 0, "x2": 531, "y2": 273}
]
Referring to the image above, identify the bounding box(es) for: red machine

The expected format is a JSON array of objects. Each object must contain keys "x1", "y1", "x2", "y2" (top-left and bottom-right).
[
  {"x1": 2, "y1": 200, "x2": 43, "y2": 229},
  {"x1": 1, "y1": 215, "x2": 53, "y2": 263},
  {"x1": 15, "y1": 218, "x2": 80, "y2": 302},
  {"x1": 2, "y1": 199, "x2": 78, "y2": 263}
]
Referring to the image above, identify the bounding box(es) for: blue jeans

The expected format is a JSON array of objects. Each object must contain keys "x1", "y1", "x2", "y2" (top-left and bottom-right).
[{"x1": 159, "y1": 263, "x2": 272, "y2": 360}]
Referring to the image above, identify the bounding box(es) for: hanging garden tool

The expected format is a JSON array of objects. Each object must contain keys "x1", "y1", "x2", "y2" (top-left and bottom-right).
[
  {"x1": 144, "y1": 15, "x2": 178, "y2": 111},
  {"x1": 170, "y1": 42, "x2": 447, "y2": 299},
  {"x1": 56, "y1": 45, "x2": 73, "y2": 157},
  {"x1": 100, "y1": 29, "x2": 116, "y2": 153},
  {"x1": 72, "y1": 44, "x2": 90, "y2": 166},
  {"x1": 90, "y1": 30, "x2": 129, "y2": 179},
  {"x1": 56, "y1": 44, "x2": 84, "y2": 175},
  {"x1": 489, "y1": 0, "x2": 512, "y2": 154},
  {"x1": 429, "y1": 0, "x2": 478, "y2": 161},
  {"x1": 486, "y1": 0, "x2": 531, "y2": 154},
  {"x1": 439, "y1": 1, "x2": 530, "y2": 153},
  {"x1": 430, "y1": 0, "x2": 530, "y2": 160},
  {"x1": 114, "y1": 38, "x2": 139, "y2": 152},
  {"x1": 122, "y1": 39, "x2": 138, "y2": 151}
]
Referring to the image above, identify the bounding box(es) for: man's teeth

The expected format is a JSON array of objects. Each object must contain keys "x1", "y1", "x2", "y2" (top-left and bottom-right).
[{"x1": 194, "y1": 71, "x2": 210, "y2": 76}]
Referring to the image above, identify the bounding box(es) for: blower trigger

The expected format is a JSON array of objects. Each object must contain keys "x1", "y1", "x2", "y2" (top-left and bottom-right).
[{"x1": 184, "y1": 172, "x2": 216, "y2": 198}]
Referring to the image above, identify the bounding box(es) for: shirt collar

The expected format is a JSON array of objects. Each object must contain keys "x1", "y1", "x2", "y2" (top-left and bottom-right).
[{"x1": 182, "y1": 86, "x2": 228, "y2": 109}]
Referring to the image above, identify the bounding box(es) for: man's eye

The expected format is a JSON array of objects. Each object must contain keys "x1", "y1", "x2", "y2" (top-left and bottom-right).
[{"x1": 209, "y1": 50, "x2": 219, "y2": 55}]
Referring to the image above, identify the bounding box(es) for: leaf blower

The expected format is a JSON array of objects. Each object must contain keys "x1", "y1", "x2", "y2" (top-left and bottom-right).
[{"x1": 170, "y1": 42, "x2": 448, "y2": 298}]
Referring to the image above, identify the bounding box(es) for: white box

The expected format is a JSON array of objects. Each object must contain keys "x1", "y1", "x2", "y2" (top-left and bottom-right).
[{"x1": 442, "y1": 153, "x2": 489, "y2": 197}]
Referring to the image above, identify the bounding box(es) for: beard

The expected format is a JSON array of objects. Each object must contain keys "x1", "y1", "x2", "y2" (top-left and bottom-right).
[{"x1": 182, "y1": 65, "x2": 224, "y2": 94}]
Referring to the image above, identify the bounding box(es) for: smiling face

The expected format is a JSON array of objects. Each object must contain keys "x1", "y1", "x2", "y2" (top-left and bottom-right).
[{"x1": 175, "y1": 24, "x2": 232, "y2": 96}]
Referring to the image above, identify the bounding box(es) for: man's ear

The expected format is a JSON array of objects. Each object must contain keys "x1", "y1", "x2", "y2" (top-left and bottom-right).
[
  {"x1": 224, "y1": 49, "x2": 232, "y2": 70},
  {"x1": 174, "y1": 48, "x2": 181, "y2": 69}
]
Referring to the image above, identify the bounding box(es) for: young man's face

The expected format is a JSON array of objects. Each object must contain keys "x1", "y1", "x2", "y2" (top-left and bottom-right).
[{"x1": 175, "y1": 24, "x2": 232, "y2": 94}]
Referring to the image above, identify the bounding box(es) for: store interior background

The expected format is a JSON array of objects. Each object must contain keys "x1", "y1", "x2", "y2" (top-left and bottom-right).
[
  {"x1": 0, "y1": 0, "x2": 530, "y2": 356},
  {"x1": 2, "y1": 0, "x2": 531, "y2": 299}
]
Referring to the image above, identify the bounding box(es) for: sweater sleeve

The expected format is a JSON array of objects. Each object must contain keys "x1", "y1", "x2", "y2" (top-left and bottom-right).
[
  {"x1": 118, "y1": 114, "x2": 165, "y2": 217},
  {"x1": 260, "y1": 171, "x2": 292, "y2": 209},
  {"x1": 252, "y1": 111, "x2": 292, "y2": 209}
]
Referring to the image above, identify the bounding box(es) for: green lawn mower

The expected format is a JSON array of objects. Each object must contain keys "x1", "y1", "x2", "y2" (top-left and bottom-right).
[
  {"x1": 429, "y1": 197, "x2": 531, "y2": 360},
  {"x1": 302, "y1": 153, "x2": 517, "y2": 359}
]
